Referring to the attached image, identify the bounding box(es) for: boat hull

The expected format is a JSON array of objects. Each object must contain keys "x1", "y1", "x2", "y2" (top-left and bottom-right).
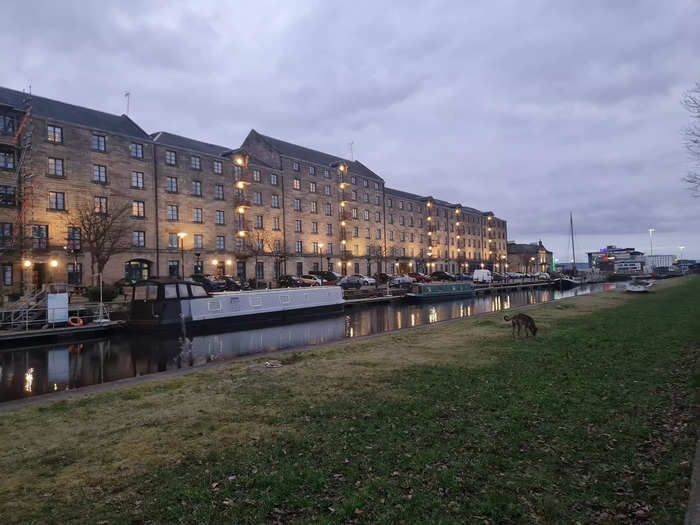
[{"x1": 405, "y1": 282, "x2": 475, "y2": 302}]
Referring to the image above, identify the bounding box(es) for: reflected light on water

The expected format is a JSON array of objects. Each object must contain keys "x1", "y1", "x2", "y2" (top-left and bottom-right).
[
  {"x1": 428, "y1": 307, "x2": 438, "y2": 324},
  {"x1": 410, "y1": 313, "x2": 416, "y2": 327},
  {"x1": 503, "y1": 295, "x2": 511, "y2": 310},
  {"x1": 396, "y1": 311, "x2": 402, "y2": 330},
  {"x1": 24, "y1": 367, "x2": 34, "y2": 393}
]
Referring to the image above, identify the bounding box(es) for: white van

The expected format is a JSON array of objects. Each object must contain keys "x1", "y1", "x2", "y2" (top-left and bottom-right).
[{"x1": 472, "y1": 269, "x2": 492, "y2": 283}]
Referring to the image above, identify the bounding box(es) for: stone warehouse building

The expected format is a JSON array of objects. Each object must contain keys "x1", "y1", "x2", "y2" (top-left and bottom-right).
[
  {"x1": 0, "y1": 86, "x2": 507, "y2": 290},
  {"x1": 506, "y1": 241, "x2": 553, "y2": 274}
]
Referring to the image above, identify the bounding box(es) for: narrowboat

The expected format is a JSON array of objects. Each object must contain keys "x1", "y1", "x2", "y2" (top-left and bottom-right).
[
  {"x1": 127, "y1": 279, "x2": 345, "y2": 331},
  {"x1": 405, "y1": 281, "x2": 475, "y2": 301}
]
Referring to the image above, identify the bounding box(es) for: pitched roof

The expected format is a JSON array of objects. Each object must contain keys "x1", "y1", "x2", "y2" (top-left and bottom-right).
[
  {"x1": 253, "y1": 130, "x2": 384, "y2": 182},
  {"x1": 507, "y1": 241, "x2": 551, "y2": 254},
  {"x1": 150, "y1": 131, "x2": 232, "y2": 157},
  {"x1": 384, "y1": 187, "x2": 427, "y2": 201},
  {"x1": 0, "y1": 85, "x2": 149, "y2": 139}
]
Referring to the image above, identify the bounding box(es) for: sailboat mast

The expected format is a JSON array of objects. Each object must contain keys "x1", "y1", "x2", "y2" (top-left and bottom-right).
[{"x1": 570, "y1": 211, "x2": 576, "y2": 268}]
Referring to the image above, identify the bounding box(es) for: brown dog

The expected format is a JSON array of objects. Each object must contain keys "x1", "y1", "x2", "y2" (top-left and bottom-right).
[{"x1": 504, "y1": 313, "x2": 538, "y2": 339}]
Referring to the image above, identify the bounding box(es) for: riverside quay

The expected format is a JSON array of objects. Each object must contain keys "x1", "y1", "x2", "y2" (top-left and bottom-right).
[{"x1": 0, "y1": 86, "x2": 507, "y2": 289}]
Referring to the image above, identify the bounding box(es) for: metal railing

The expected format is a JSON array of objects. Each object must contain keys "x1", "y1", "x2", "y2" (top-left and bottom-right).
[{"x1": 0, "y1": 302, "x2": 116, "y2": 332}]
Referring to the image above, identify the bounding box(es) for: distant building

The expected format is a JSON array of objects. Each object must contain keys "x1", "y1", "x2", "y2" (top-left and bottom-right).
[
  {"x1": 507, "y1": 241, "x2": 553, "y2": 273},
  {"x1": 646, "y1": 254, "x2": 676, "y2": 270},
  {"x1": 588, "y1": 245, "x2": 645, "y2": 273}
]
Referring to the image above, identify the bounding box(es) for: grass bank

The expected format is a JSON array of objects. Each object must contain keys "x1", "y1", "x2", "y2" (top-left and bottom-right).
[{"x1": 1, "y1": 278, "x2": 698, "y2": 523}]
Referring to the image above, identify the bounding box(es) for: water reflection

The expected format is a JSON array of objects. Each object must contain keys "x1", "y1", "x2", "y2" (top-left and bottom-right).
[{"x1": 0, "y1": 283, "x2": 621, "y2": 403}]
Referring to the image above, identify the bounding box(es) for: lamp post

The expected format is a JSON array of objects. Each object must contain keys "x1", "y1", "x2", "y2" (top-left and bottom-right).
[
  {"x1": 49, "y1": 259, "x2": 58, "y2": 284},
  {"x1": 318, "y1": 243, "x2": 324, "y2": 272},
  {"x1": 679, "y1": 245, "x2": 685, "y2": 261},
  {"x1": 529, "y1": 256, "x2": 535, "y2": 277},
  {"x1": 648, "y1": 228, "x2": 655, "y2": 257},
  {"x1": 178, "y1": 235, "x2": 187, "y2": 278}
]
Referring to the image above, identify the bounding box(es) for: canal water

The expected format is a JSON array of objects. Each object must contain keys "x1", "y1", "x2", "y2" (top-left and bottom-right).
[{"x1": 0, "y1": 283, "x2": 620, "y2": 403}]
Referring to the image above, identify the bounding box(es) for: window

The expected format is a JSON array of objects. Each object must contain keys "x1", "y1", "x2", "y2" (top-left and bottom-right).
[
  {"x1": 350, "y1": 175, "x2": 356, "y2": 184},
  {"x1": 309, "y1": 166, "x2": 316, "y2": 176},
  {"x1": 273, "y1": 239, "x2": 281, "y2": 252},
  {"x1": 46, "y1": 157, "x2": 63, "y2": 176},
  {"x1": 295, "y1": 240, "x2": 302, "y2": 254},
  {"x1": 45, "y1": 193, "x2": 62, "y2": 213},
  {"x1": 47, "y1": 125, "x2": 63, "y2": 143},
  {"x1": 389, "y1": 231, "x2": 394, "y2": 241},
  {"x1": 131, "y1": 171, "x2": 144, "y2": 189},
  {"x1": 214, "y1": 160, "x2": 223, "y2": 174},
  {"x1": 323, "y1": 168, "x2": 330, "y2": 178},
  {"x1": 168, "y1": 233, "x2": 178, "y2": 248},
  {"x1": 252, "y1": 169, "x2": 261, "y2": 182},
  {"x1": 167, "y1": 204, "x2": 178, "y2": 221},
  {"x1": 270, "y1": 173, "x2": 278, "y2": 185},
  {"x1": 168, "y1": 260, "x2": 179, "y2": 278},
  {"x1": 365, "y1": 228, "x2": 370, "y2": 239},
  {"x1": 293, "y1": 161, "x2": 300, "y2": 171},
  {"x1": 400, "y1": 231, "x2": 405, "y2": 242},
  {"x1": 130, "y1": 143, "x2": 144, "y2": 159},
  {"x1": 363, "y1": 210, "x2": 369, "y2": 221},
  {"x1": 326, "y1": 223, "x2": 333, "y2": 235},
  {"x1": 352, "y1": 208, "x2": 358, "y2": 219},
  {"x1": 132, "y1": 200, "x2": 145, "y2": 218},
  {"x1": 165, "y1": 150, "x2": 176, "y2": 165},
  {"x1": 0, "y1": 115, "x2": 15, "y2": 135},
  {"x1": 312, "y1": 241, "x2": 319, "y2": 254},
  {"x1": 93, "y1": 165, "x2": 107, "y2": 184},
  {"x1": 353, "y1": 227, "x2": 359, "y2": 238},
  {"x1": 399, "y1": 216, "x2": 405, "y2": 226},
  {"x1": 375, "y1": 211, "x2": 381, "y2": 222},
  {"x1": 409, "y1": 217, "x2": 414, "y2": 227},
  {"x1": 311, "y1": 221, "x2": 318, "y2": 233},
  {"x1": 133, "y1": 231, "x2": 145, "y2": 248},
  {"x1": 293, "y1": 178, "x2": 301, "y2": 190},
  {"x1": 94, "y1": 196, "x2": 108, "y2": 214},
  {"x1": 295, "y1": 220, "x2": 302, "y2": 233},
  {"x1": 216, "y1": 210, "x2": 225, "y2": 225},
  {"x1": 166, "y1": 176, "x2": 178, "y2": 193},
  {"x1": 0, "y1": 222, "x2": 12, "y2": 246},
  {"x1": 0, "y1": 186, "x2": 15, "y2": 206},
  {"x1": 66, "y1": 226, "x2": 80, "y2": 251},
  {"x1": 327, "y1": 242, "x2": 333, "y2": 255},
  {"x1": 296, "y1": 261, "x2": 303, "y2": 276},
  {"x1": 363, "y1": 193, "x2": 369, "y2": 203},
  {"x1": 408, "y1": 202, "x2": 413, "y2": 211},
  {"x1": 325, "y1": 203, "x2": 332, "y2": 216},
  {"x1": 324, "y1": 185, "x2": 331, "y2": 196},
  {"x1": 376, "y1": 229, "x2": 382, "y2": 240},
  {"x1": 1, "y1": 264, "x2": 11, "y2": 286},
  {"x1": 271, "y1": 194, "x2": 280, "y2": 208},
  {"x1": 294, "y1": 199, "x2": 301, "y2": 211},
  {"x1": 309, "y1": 181, "x2": 317, "y2": 193},
  {"x1": 363, "y1": 179, "x2": 369, "y2": 188},
  {"x1": 234, "y1": 165, "x2": 242, "y2": 178},
  {"x1": 91, "y1": 134, "x2": 106, "y2": 152},
  {"x1": 194, "y1": 234, "x2": 203, "y2": 249},
  {"x1": 32, "y1": 225, "x2": 48, "y2": 249},
  {"x1": 351, "y1": 190, "x2": 357, "y2": 201},
  {"x1": 254, "y1": 192, "x2": 262, "y2": 205},
  {"x1": 0, "y1": 152, "x2": 14, "y2": 170},
  {"x1": 255, "y1": 215, "x2": 263, "y2": 229},
  {"x1": 311, "y1": 201, "x2": 318, "y2": 214},
  {"x1": 375, "y1": 195, "x2": 380, "y2": 205},
  {"x1": 192, "y1": 208, "x2": 202, "y2": 223},
  {"x1": 353, "y1": 244, "x2": 359, "y2": 256},
  {"x1": 216, "y1": 235, "x2": 225, "y2": 250},
  {"x1": 192, "y1": 181, "x2": 202, "y2": 196},
  {"x1": 387, "y1": 198, "x2": 393, "y2": 208},
  {"x1": 190, "y1": 156, "x2": 201, "y2": 170},
  {"x1": 273, "y1": 216, "x2": 280, "y2": 230}
]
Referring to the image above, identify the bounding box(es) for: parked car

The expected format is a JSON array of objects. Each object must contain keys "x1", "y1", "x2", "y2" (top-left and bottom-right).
[
  {"x1": 430, "y1": 271, "x2": 456, "y2": 281},
  {"x1": 189, "y1": 274, "x2": 227, "y2": 292},
  {"x1": 373, "y1": 272, "x2": 393, "y2": 284},
  {"x1": 278, "y1": 275, "x2": 306, "y2": 288},
  {"x1": 300, "y1": 274, "x2": 322, "y2": 286},
  {"x1": 222, "y1": 275, "x2": 248, "y2": 291},
  {"x1": 408, "y1": 272, "x2": 431, "y2": 283},
  {"x1": 472, "y1": 269, "x2": 492, "y2": 283},
  {"x1": 491, "y1": 272, "x2": 506, "y2": 282},
  {"x1": 536, "y1": 272, "x2": 551, "y2": 280},
  {"x1": 309, "y1": 270, "x2": 342, "y2": 285},
  {"x1": 391, "y1": 274, "x2": 415, "y2": 286},
  {"x1": 506, "y1": 272, "x2": 522, "y2": 279},
  {"x1": 454, "y1": 273, "x2": 472, "y2": 281},
  {"x1": 338, "y1": 275, "x2": 364, "y2": 289},
  {"x1": 351, "y1": 274, "x2": 375, "y2": 286}
]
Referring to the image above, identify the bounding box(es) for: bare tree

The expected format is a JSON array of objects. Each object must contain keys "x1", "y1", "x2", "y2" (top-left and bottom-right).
[
  {"x1": 64, "y1": 197, "x2": 131, "y2": 285},
  {"x1": 682, "y1": 83, "x2": 700, "y2": 196},
  {"x1": 244, "y1": 229, "x2": 277, "y2": 287}
]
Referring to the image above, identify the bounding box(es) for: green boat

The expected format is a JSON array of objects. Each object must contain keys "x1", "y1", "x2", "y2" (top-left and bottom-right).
[{"x1": 406, "y1": 281, "x2": 475, "y2": 301}]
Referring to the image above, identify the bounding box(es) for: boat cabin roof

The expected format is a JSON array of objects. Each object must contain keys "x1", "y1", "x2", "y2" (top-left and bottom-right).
[{"x1": 130, "y1": 279, "x2": 210, "y2": 301}]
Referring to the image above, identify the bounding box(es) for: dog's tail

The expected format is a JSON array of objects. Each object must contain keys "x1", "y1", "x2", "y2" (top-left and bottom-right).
[{"x1": 503, "y1": 315, "x2": 511, "y2": 321}]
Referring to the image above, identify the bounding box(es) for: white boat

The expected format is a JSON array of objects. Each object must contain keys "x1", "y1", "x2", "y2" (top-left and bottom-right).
[
  {"x1": 128, "y1": 279, "x2": 345, "y2": 331},
  {"x1": 626, "y1": 279, "x2": 654, "y2": 293}
]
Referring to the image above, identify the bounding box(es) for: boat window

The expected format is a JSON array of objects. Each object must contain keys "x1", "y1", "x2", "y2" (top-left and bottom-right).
[
  {"x1": 133, "y1": 284, "x2": 159, "y2": 301},
  {"x1": 178, "y1": 284, "x2": 189, "y2": 298},
  {"x1": 164, "y1": 284, "x2": 178, "y2": 299},
  {"x1": 190, "y1": 285, "x2": 207, "y2": 297}
]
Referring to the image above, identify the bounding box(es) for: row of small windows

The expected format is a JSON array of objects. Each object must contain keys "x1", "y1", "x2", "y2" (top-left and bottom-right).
[
  {"x1": 164, "y1": 150, "x2": 224, "y2": 174},
  {"x1": 289, "y1": 159, "x2": 381, "y2": 191},
  {"x1": 46, "y1": 125, "x2": 146, "y2": 159}
]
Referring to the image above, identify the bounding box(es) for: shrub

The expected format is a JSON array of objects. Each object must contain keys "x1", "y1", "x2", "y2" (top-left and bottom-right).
[{"x1": 86, "y1": 286, "x2": 119, "y2": 302}]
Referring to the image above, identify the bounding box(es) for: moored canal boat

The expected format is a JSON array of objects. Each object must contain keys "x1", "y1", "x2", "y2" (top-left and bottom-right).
[
  {"x1": 405, "y1": 282, "x2": 475, "y2": 301},
  {"x1": 128, "y1": 279, "x2": 345, "y2": 331}
]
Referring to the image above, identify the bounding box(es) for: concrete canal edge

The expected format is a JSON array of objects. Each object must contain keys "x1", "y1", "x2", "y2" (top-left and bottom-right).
[{"x1": 686, "y1": 437, "x2": 700, "y2": 525}]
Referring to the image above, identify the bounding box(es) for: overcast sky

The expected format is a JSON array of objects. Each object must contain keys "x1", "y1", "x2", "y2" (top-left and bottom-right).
[{"x1": 2, "y1": 1, "x2": 699, "y2": 261}]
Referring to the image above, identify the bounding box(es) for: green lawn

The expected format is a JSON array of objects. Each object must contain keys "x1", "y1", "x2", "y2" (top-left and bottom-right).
[{"x1": 1, "y1": 278, "x2": 698, "y2": 524}]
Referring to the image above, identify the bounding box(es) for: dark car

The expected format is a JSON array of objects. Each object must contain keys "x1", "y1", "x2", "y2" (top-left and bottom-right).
[
  {"x1": 454, "y1": 273, "x2": 473, "y2": 281},
  {"x1": 430, "y1": 271, "x2": 456, "y2": 281},
  {"x1": 491, "y1": 272, "x2": 506, "y2": 282},
  {"x1": 373, "y1": 272, "x2": 392, "y2": 284},
  {"x1": 278, "y1": 275, "x2": 306, "y2": 288},
  {"x1": 309, "y1": 270, "x2": 342, "y2": 285},
  {"x1": 338, "y1": 275, "x2": 364, "y2": 289},
  {"x1": 223, "y1": 275, "x2": 248, "y2": 291},
  {"x1": 408, "y1": 272, "x2": 431, "y2": 283},
  {"x1": 189, "y1": 274, "x2": 227, "y2": 292}
]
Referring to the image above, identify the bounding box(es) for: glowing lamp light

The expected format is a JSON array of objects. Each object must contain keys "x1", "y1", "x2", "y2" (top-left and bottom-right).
[
  {"x1": 23, "y1": 260, "x2": 32, "y2": 268},
  {"x1": 177, "y1": 232, "x2": 186, "y2": 239},
  {"x1": 341, "y1": 240, "x2": 346, "y2": 245},
  {"x1": 341, "y1": 220, "x2": 346, "y2": 227},
  {"x1": 238, "y1": 230, "x2": 247, "y2": 237},
  {"x1": 212, "y1": 259, "x2": 219, "y2": 265},
  {"x1": 50, "y1": 260, "x2": 58, "y2": 268},
  {"x1": 234, "y1": 155, "x2": 245, "y2": 166},
  {"x1": 235, "y1": 181, "x2": 246, "y2": 189},
  {"x1": 225, "y1": 259, "x2": 232, "y2": 265}
]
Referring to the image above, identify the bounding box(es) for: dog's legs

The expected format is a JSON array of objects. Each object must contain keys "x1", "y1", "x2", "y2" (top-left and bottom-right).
[{"x1": 512, "y1": 323, "x2": 515, "y2": 339}]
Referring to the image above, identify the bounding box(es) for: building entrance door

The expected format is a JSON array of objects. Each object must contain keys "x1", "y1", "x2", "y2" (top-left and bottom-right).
[{"x1": 32, "y1": 263, "x2": 46, "y2": 290}]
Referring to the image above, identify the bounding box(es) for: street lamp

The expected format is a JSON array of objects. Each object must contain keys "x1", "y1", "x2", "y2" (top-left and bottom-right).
[
  {"x1": 679, "y1": 246, "x2": 685, "y2": 261},
  {"x1": 49, "y1": 259, "x2": 58, "y2": 283},
  {"x1": 648, "y1": 228, "x2": 655, "y2": 257},
  {"x1": 177, "y1": 233, "x2": 187, "y2": 279},
  {"x1": 318, "y1": 243, "x2": 324, "y2": 271}
]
